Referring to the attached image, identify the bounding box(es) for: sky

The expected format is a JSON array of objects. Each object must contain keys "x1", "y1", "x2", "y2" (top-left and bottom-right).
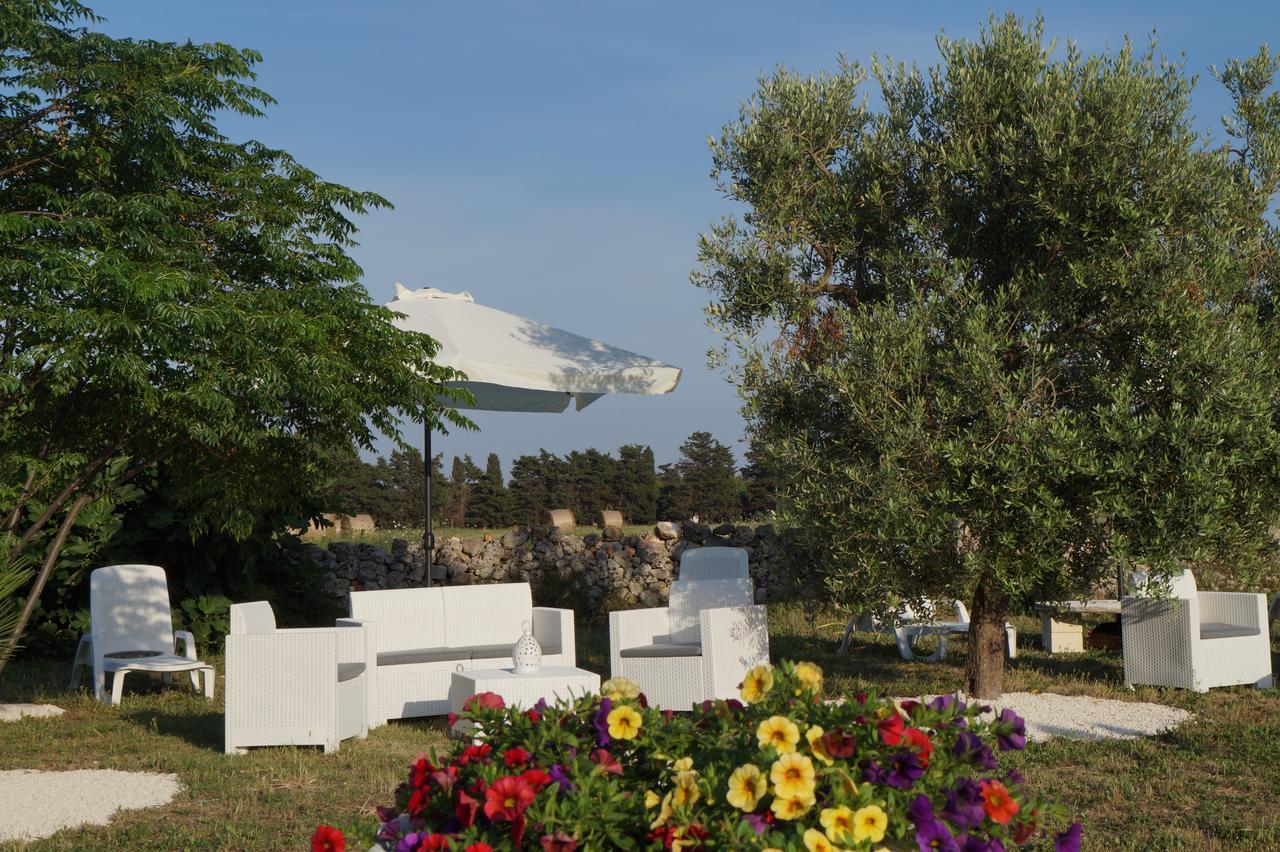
[{"x1": 92, "y1": 0, "x2": 1277, "y2": 473}]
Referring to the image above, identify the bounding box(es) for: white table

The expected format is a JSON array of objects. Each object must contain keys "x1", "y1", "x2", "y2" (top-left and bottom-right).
[
  {"x1": 1035, "y1": 600, "x2": 1121, "y2": 653},
  {"x1": 448, "y1": 666, "x2": 600, "y2": 734}
]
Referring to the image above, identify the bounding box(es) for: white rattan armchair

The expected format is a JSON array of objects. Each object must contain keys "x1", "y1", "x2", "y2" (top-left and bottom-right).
[
  {"x1": 69, "y1": 564, "x2": 214, "y2": 705},
  {"x1": 677, "y1": 546, "x2": 751, "y2": 583},
  {"x1": 609, "y1": 578, "x2": 768, "y2": 710},
  {"x1": 224, "y1": 602, "x2": 369, "y2": 754},
  {"x1": 1122, "y1": 570, "x2": 1272, "y2": 692}
]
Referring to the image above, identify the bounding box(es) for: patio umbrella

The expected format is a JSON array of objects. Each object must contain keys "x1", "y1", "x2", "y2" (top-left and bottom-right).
[{"x1": 388, "y1": 284, "x2": 682, "y2": 584}]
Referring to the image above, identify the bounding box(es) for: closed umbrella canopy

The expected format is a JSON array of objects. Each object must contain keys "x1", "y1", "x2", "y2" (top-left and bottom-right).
[
  {"x1": 389, "y1": 284, "x2": 681, "y2": 412},
  {"x1": 388, "y1": 284, "x2": 682, "y2": 584}
]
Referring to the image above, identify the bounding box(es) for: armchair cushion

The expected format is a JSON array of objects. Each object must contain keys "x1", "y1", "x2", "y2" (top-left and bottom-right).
[
  {"x1": 377, "y1": 647, "x2": 465, "y2": 666},
  {"x1": 337, "y1": 662, "x2": 366, "y2": 682},
  {"x1": 468, "y1": 642, "x2": 562, "y2": 659},
  {"x1": 620, "y1": 643, "x2": 703, "y2": 659},
  {"x1": 1200, "y1": 622, "x2": 1260, "y2": 640}
]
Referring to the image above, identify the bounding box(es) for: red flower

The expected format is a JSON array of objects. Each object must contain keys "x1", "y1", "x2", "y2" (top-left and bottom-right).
[
  {"x1": 980, "y1": 779, "x2": 1021, "y2": 825},
  {"x1": 540, "y1": 831, "x2": 578, "y2": 851},
  {"x1": 521, "y1": 768, "x2": 552, "y2": 791},
  {"x1": 1012, "y1": 807, "x2": 1039, "y2": 843},
  {"x1": 311, "y1": 825, "x2": 345, "y2": 852},
  {"x1": 446, "y1": 712, "x2": 460, "y2": 728},
  {"x1": 410, "y1": 755, "x2": 436, "y2": 788},
  {"x1": 504, "y1": 747, "x2": 531, "y2": 768},
  {"x1": 899, "y1": 699, "x2": 920, "y2": 715},
  {"x1": 526, "y1": 709, "x2": 542, "y2": 724},
  {"x1": 406, "y1": 787, "x2": 430, "y2": 817},
  {"x1": 483, "y1": 775, "x2": 536, "y2": 821},
  {"x1": 455, "y1": 790, "x2": 480, "y2": 828},
  {"x1": 590, "y1": 748, "x2": 623, "y2": 775},
  {"x1": 465, "y1": 845, "x2": 493, "y2": 852},
  {"x1": 878, "y1": 714, "x2": 906, "y2": 745},
  {"x1": 854, "y1": 692, "x2": 868, "y2": 704},
  {"x1": 822, "y1": 727, "x2": 856, "y2": 758},
  {"x1": 457, "y1": 743, "x2": 492, "y2": 766},
  {"x1": 465, "y1": 691, "x2": 505, "y2": 711},
  {"x1": 418, "y1": 835, "x2": 450, "y2": 851},
  {"x1": 904, "y1": 727, "x2": 935, "y2": 766}
]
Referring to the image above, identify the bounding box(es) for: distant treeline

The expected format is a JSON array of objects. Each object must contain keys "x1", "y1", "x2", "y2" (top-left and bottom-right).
[{"x1": 326, "y1": 431, "x2": 779, "y2": 528}]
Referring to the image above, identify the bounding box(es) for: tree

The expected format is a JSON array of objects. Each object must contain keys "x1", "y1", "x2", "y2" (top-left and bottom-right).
[
  {"x1": 739, "y1": 440, "x2": 781, "y2": 519},
  {"x1": 695, "y1": 16, "x2": 1280, "y2": 696},
  {"x1": 469, "y1": 453, "x2": 512, "y2": 528},
  {"x1": 617, "y1": 444, "x2": 658, "y2": 523},
  {"x1": 508, "y1": 451, "x2": 570, "y2": 525},
  {"x1": 0, "y1": 1, "x2": 468, "y2": 673},
  {"x1": 658, "y1": 432, "x2": 741, "y2": 522}
]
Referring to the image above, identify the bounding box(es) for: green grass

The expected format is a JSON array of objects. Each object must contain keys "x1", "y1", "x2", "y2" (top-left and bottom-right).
[
  {"x1": 2, "y1": 605, "x2": 1278, "y2": 850},
  {"x1": 315, "y1": 524, "x2": 660, "y2": 548}
]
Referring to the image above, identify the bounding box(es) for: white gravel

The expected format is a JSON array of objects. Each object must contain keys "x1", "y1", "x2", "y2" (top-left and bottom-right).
[
  {"x1": 0, "y1": 769, "x2": 182, "y2": 843},
  {"x1": 903, "y1": 692, "x2": 1192, "y2": 742},
  {"x1": 0, "y1": 703, "x2": 64, "y2": 722}
]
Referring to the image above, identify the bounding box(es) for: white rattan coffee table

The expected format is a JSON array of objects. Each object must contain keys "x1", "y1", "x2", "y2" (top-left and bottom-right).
[{"x1": 448, "y1": 666, "x2": 600, "y2": 734}]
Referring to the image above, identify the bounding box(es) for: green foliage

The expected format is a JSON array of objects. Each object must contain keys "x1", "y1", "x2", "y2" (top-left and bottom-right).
[
  {"x1": 0, "y1": 0, "x2": 470, "y2": 672},
  {"x1": 174, "y1": 594, "x2": 232, "y2": 651},
  {"x1": 695, "y1": 15, "x2": 1280, "y2": 693},
  {"x1": 658, "y1": 431, "x2": 741, "y2": 522}
]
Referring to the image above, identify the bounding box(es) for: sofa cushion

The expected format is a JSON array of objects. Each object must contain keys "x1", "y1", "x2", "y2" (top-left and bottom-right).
[
  {"x1": 337, "y1": 662, "x2": 366, "y2": 682},
  {"x1": 442, "y1": 583, "x2": 533, "y2": 649},
  {"x1": 377, "y1": 647, "x2": 468, "y2": 666},
  {"x1": 468, "y1": 642, "x2": 563, "y2": 660},
  {"x1": 620, "y1": 643, "x2": 703, "y2": 659},
  {"x1": 1200, "y1": 622, "x2": 1260, "y2": 641}
]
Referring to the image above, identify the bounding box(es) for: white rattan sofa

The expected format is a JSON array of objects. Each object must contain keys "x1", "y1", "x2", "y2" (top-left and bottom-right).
[
  {"x1": 1122, "y1": 569, "x2": 1273, "y2": 692},
  {"x1": 609, "y1": 577, "x2": 768, "y2": 711},
  {"x1": 341, "y1": 582, "x2": 575, "y2": 726},
  {"x1": 678, "y1": 546, "x2": 751, "y2": 583},
  {"x1": 224, "y1": 601, "x2": 368, "y2": 754}
]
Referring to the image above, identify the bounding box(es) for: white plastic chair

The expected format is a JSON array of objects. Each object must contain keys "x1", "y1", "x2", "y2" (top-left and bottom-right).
[
  {"x1": 609, "y1": 577, "x2": 768, "y2": 710},
  {"x1": 69, "y1": 564, "x2": 214, "y2": 705},
  {"x1": 224, "y1": 601, "x2": 369, "y2": 753},
  {"x1": 678, "y1": 546, "x2": 750, "y2": 582},
  {"x1": 838, "y1": 600, "x2": 1017, "y2": 662}
]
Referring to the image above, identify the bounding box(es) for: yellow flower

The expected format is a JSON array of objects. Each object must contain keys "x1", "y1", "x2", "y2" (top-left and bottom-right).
[
  {"x1": 601, "y1": 676, "x2": 641, "y2": 701},
  {"x1": 806, "y1": 724, "x2": 834, "y2": 766},
  {"x1": 770, "y1": 789, "x2": 815, "y2": 820},
  {"x1": 607, "y1": 705, "x2": 642, "y2": 740},
  {"x1": 725, "y1": 764, "x2": 767, "y2": 812},
  {"x1": 740, "y1": 663, "x2": 775, "y2": 703},
  {"x1": 757, "y1": 715, "x2": 800, "y2": 754},
  {"x1": 770, "y1": 752, "x2": 816, "y2": 799},
  {"x1": 672, "y1": 756, "x2": 694, "y2": 774},
  {"x1": 852, "y1": 804, "x2": 888, "y2": 844},
  {"x1": 794, "y1": 662, "x2": 824, "y2": 695},
  {"x1": 650, "y1": 791, "x2": 674, "y2": 829},
  {"x1": 803, "y1": 828, "x2": 835, "y2": 852},
  {"x1": 672, "y1": 772, "x2": 700, "y2": 808},
  {"x1": 821, "y1": 805, "x2": 856, "y2": 844},
  {"x1": 644, "y1": 790, "x2": 660, "y2": 809}
]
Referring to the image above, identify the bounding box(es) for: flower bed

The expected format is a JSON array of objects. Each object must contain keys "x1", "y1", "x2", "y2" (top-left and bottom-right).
[{"x1": 313, "y1": 661, "x2": 1080, "y2": 851}]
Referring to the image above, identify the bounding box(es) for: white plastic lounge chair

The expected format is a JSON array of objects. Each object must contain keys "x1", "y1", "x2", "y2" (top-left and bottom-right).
[
  {"x1": 224, "y1": 601, "x2": 369, "y2": 753},
  {"x1": 609, "y1": 577, "x2": 768, "y2": 710},
  {"x1": 69, "y1": 564, "x2": 214, "y2": 705},
  {"x1": 838, "y1": 600, "x2": 1017, "y2": 662},
  {"x1": 677, "y1": 546, "x2": 751, "y2": 582},
  {"x1": 1122, "y1": 569, "x2": 1272, "y2": 691}
]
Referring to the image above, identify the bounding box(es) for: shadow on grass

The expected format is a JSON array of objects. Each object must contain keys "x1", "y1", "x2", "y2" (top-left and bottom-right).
[{"x1": 125, "y1": 707, "x2": 224, "y2": 750}]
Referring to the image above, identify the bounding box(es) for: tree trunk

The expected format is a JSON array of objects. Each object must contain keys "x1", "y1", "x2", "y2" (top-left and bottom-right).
[
  {"x1": 964, "y1": 578, "x2": 1009, "y2": 699},
  {"x1": 0, "y1": 494, "x2": 90, "y2": 679}
]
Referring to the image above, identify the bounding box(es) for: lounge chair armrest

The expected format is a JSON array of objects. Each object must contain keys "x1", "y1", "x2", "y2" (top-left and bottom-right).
[
  {"x1": 173, "y1": 630, "x2": 198, "y2": 660},
  {"x1": 533, "y1": 607, "x2": 576, "y2": 666}
]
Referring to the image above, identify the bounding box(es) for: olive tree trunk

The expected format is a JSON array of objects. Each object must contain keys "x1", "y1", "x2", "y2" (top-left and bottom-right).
[{"x1": 964, "y1": 579, "x2": 1009, "y2": 699}]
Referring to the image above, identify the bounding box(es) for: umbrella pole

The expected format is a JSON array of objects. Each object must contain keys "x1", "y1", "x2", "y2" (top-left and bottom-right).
[{"x1": 424, "y1": 420, "x2": 435, "y2": 587}]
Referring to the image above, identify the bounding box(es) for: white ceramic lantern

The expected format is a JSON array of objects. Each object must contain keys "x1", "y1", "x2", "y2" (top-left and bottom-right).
[{"x1": 512, "y1": 621, "x2": 542, "y2": 675}]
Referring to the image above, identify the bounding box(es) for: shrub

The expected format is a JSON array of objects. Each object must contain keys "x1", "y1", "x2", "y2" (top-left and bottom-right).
[{"x1": 319, "y1": 662, "x2": 1080, "y2": 850}]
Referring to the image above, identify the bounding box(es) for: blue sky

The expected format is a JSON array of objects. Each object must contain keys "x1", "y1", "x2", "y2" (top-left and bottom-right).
[{"x1": 94, "y1": 1, "x2": 1276, "y2": 472}]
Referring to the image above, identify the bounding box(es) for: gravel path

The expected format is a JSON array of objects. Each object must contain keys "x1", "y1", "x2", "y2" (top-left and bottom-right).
[
  {"x1": 0, "y1": 703, "x2": 64, "y2": 722},
  {"x1": 0, "y1": 769, "x2": 182, "y2": 843},
  {"x1": 904, "y1": 692, "x2": 1192, "y2": 742}
]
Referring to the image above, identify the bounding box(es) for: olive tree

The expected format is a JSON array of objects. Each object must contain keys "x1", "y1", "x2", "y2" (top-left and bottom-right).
[{"x1": 695, "y1": 15, "x2": 1280, "y2": 696}]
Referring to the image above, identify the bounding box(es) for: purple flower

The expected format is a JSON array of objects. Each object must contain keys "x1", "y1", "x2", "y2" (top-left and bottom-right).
[
  {"x1": 915, "y1": 819, "x2": 960, "y2": 852},
  {"x1": 1054, "y1": 822, "x2": 1083, "y2": 852},
  {"x1": 725, "y1": 698, "x2": 745, "y2": 712},
  {"x1": 592, "y1": 698, "x2": 613, "y2": 746},
  {"x1": 548, "y1": 763, "x2": 576, "y2": 793},
  {"x1": 960, "y1": 837, "x2": 1004, "y2": 852},
  {"x1": 953, "y1": 731, "x2": 998, "y2": 770},
  {"x1": 1005, "y1": 768, "x2": 1024, "y2": 787},
  {"x1": 396, "y1": 833, "x2": 425, "y2": 852},
  {"x1": 862, "y1": 760, "x2": 888, "y2": 785},
  {"x1": 941, "y1": 779, "x2": 984, "y2": 830},
  {"x1": 907, "y1": 794, "x2": 935, "y2": 825},
  {"x1": 743, "y1": 812, "x2": 770, "y2": 835},
  {"x1": 534, "y1": 697, "x2": 549, "y2": 712},
  {"x1": 996, "y1": 708, "x2": 1026, "y2": 751},
  {"x1": 887, "y1": 750, "x2": 924, "y2": 789},
  {"x1": 928, "y1": 694, "x2": 966, "y2": 714}
]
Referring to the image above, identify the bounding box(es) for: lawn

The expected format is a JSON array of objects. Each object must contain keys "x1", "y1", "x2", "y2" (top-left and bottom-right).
[{"x1": 2, "y1": 604, "x2": 1279, "y2": 850}]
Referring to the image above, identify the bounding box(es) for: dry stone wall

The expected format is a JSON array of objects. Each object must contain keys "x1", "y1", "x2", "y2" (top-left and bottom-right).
[{"x1": 302, "y1": 520, "x2": 798, "y2": 614}]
